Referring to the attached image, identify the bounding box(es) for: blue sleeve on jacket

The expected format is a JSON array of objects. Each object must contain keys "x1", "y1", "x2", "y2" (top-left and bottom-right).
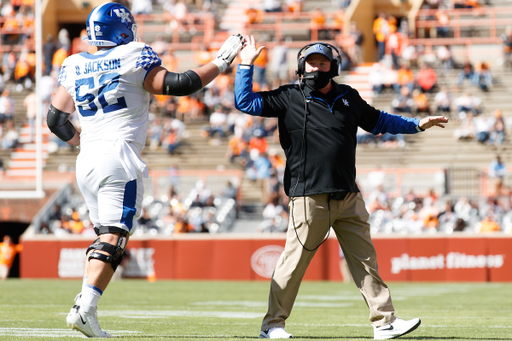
[
  {"x1": 234, "y1": 65, "x2": 263, "y2": 116},
  {"x1": 370, "y1": 111, "x2": 421, "y2": 135}
]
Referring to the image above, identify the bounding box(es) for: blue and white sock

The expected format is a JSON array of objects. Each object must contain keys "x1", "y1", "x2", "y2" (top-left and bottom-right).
[{"x1": 80, "y1": 284, "x2": 103, "y2": 309}]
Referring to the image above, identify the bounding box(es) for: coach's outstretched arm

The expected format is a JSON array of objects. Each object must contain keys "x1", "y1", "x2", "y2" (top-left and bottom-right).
[{"x1": 144, "y1": 34, "x2": 244, "y2": 96}]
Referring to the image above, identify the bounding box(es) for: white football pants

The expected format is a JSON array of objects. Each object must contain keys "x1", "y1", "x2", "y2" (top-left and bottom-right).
[{"x1": 76, "y1": 140, "x2": 145, "y2": 235}]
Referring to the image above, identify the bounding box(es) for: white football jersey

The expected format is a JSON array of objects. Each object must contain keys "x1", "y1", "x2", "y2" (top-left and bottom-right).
[{"x1": 58, "y1": 42, "x2": 161, "y2": 146}]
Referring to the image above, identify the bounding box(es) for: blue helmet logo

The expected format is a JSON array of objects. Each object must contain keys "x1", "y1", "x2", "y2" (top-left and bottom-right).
[{"x1": 86, "y1": 3, "x2": 137, "y2": 47}]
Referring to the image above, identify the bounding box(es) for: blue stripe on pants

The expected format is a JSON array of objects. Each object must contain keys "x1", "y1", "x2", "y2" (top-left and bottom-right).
[{"x1": 121, "y1": 179, "x2": 137, "y2": 231}]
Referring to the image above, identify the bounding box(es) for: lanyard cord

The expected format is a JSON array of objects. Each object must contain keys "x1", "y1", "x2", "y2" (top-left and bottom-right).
[{"x1": 289, "y1": 82, "x2": 331, "y2": 252}]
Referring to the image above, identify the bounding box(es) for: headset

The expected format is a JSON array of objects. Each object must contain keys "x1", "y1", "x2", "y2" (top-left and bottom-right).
[{"x1": 296, "y1": 42, "x2": 342, "y2": 78}]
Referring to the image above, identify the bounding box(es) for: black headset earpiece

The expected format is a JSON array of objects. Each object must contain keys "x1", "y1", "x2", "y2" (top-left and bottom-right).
[{"x1": 296, "y1": 42, "x2": 342, "y2": 77}]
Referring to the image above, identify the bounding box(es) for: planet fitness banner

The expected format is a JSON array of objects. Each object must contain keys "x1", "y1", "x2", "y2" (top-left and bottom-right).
[{"x1": 20, "y1": 235, "x2": 512, "y2": 281}]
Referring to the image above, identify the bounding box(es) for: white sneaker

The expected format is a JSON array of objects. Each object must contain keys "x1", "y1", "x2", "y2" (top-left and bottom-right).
[
  {"x1": 259, "y1": 327, "x2": 293, "y2": 339},
  {"x1": 67, "y1": 304, "x2": 111, "y2": 338},
  {"x1": 373, "y1": 318, "x2": 421, "y2": 340}
]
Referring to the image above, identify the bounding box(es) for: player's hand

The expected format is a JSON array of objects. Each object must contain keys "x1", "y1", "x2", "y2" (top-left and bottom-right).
[
  {"x1": 240, "y1": 35, "x2": 265, "y2": 65},
  {"x1": 418, "y1": 116, "x2": 449, "y2": 130},
  {"x1": 213, "y1": 33, "x2": 244, "y2": 72}
]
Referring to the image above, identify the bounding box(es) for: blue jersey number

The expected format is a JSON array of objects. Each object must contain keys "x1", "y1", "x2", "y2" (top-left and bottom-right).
[{"x1": 75, "y1": 72, "x2": 127, "y2": 117}]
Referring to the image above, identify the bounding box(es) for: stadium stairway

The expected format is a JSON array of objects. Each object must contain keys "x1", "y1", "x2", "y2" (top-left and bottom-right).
[{"x1": 5, "y1": 123, "x2": 50, "y2": 177}]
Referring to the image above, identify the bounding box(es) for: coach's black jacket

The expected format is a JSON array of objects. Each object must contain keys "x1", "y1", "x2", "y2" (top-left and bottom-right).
[{"x1": 234, "y1": 65, "x2": 421, "y2": 197}]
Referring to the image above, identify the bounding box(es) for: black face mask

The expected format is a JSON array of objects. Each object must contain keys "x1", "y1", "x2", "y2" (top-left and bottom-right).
[{"x1": 302, "y1": 70, "x2": 332, "y2": 90}]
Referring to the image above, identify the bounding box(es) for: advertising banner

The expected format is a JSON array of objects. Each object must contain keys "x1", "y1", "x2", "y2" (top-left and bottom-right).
[{"x1": 20, "y1": 235, "x2": 512, "y2": 281}]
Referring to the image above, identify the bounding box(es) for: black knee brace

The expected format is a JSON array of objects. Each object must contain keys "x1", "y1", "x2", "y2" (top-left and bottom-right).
[{"x1": 86, "y1": 228, "x2": 128, "y2": 271}]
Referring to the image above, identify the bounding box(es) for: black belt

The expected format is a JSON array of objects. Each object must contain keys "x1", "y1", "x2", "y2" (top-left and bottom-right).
[{"x1": 329, "y1": 191, "x2": 349, "y2": 201}]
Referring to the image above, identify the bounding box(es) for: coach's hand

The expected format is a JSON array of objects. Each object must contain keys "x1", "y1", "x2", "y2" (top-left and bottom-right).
[
  {"x1": 418, "y1": 116, "x2": 449, "y2": 130},
  {"x1": 213, "y1": 33, "x2": 244, "y2": 72},
  {"x1": 240, "y1": 35, "x2": 265, "y2": 65}
]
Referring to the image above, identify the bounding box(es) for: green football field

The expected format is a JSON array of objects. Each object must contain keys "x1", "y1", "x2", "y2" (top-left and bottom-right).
[{"x1": 0, "y1": 280, "x2": 510, "y2": 340}]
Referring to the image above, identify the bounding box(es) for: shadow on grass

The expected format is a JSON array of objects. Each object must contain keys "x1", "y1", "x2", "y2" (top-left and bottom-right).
[{"x1": 115, "y1": 337, "x2": 512, "y2": 340}]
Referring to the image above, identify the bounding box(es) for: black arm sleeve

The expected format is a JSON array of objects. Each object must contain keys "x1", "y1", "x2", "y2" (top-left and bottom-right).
[
  {"x1": 46, "y1": 104, "x2": 76, "y2": 142},
  {"x1": 162, "y1": 70, "x2": 202, "y2": 96}
]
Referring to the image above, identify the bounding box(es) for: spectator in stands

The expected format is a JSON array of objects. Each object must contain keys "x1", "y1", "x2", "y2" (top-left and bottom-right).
[
  {"x1": 57, "y1": 28, "x2": 70, "y2": 52},
  {"x1": 253, "y1": 40, "x2": 269, "y2": 87},
  {"x1": 488, "y1": 156, "x2": 507, "y2": 196},
  {"x1": 457, "y1": 60, "x2": 474, "y2": 86},
  {"x1": 43, "y1": 34, "x2": 57, "y2": 76},
  {"x1": 174, "y1": 216, "x2": 193, "y2": 233},
  {"x1": 333, "y1": 8, "x2": 345, "y2": 37},
  {"x1": 386, "y1": 25, "x2": 403, "y2": 69},
  {"x1": 412, "y1": 89, "x2": 431, "y2": 116},
  {"x1": 40, "y1": 73, "x2": 56, "y2": 110},
  {"x1": 131, "y1": 0, "x2": 152, "y2": 15},
  {"x1": 258, "y1": 192, "x2": 287, "y2": 233},
  {"x1": 453, "y1": 112, "x2": 476, "y2": 140},
  {"x1": 0, "y1": 235, "x2": 23, "y2": 280},
  {"x1": 196, "y1": 44, "x2": 213, "y2": 66},
  {"x1": 263, "y1": 0, "x2": 283, "y2": 12},
  {"x1": 285, "y1": 0, "x2": 303, "y2": 13},
  {"x1": 165, "y1": 118, "x2": 186, "y2": 154},
  {"x1": 373, "y1": 12, "x2": 389, "y2": 61},
  {"x1": 369, "y1": 62, "x2": 385, "y2": 95},
  {"x1": 437, "y1": 201, "x2": 458, "y2": 232},
  {"x1": 220, "y1": 180, "x2": 238, "y2": 200},
  {"x1": 310, "y1": 7, "x2": 328, "y2": 40},
  {"x1": 69, "y1": 211, "x2": 85, "y2": 234},
  {"x1": 454, "y1": 92, "x2": 482, "y2": 118},
  {"x1": 188, "y1": 180, "x2": 212, "y2": 205},
  {"x1": 0, "y1": 89, "x2": 15, "y2": 124},
  {"x1": 226, "y1": 129, "x2": 248, "y2": 163},
  {"x1": 151, "y1": 34, "x2": 168, "y2": 56},
  {"x1": 14, "y1": 52, "x2": 32, "y2": 91},
  {"x1": 207, "y1": 104, "x2": 228, "y2": 142},
  {"x1": 394, "y1": 63, "x2": 415, "y2": 93},
  {"x1": 148, "y1": 116, "x2": 164, "y2": 151},
  {"x1": 435, "y1": 8, "x2": 451, "y2": 38},
  {"x1": 454, "y1": 196, "x2": 472, "y2": 223},
  {"x1": 476, "y1": 211, "x2": 501, "y2": 232},
  {"x1": 161, "y1": 48, "x2": 179, "y2": 72},
  {"x1": 391, "y1": 86, "x2": 414, "y2": 115},
  {"x1": 52, "y1": 45, "x2": 68, "y2": 74},
  {"x1": 474, "y1": 115, "x2": 492, "y2": 144},
  {"x1": 368, "y1": 184, "x2": 389, "y2": 210},
  {"x1": 23, "y1": 91, "x2": 36, "y2": 142},
  {"x1": 347, "y1": 21, "x2": 364, "y2": 66},
  {"x1": 367, "y1": 165, "x2": 386, "y2": 191},
  {"x1": 436, "y1": 45, "x2": 456, "y2": 69},
  {"x1": 473, "y1": 61, "x2": 492, "y2": 92},
  {"x1": 401, "y1": 43, "x2": 419, "y2": 68},
  {"x1": 269, "y1": 36, "x2": 289, "y2": 87},
  {"x1": 488, "y1": 109, "x2": 506, "y2": 146},
  {"x1": 1, "y1": 10, "x2": 20, "y2": 45},
  {"x1": 245, "y1": 7, "x2": 264, "y2": 25},
  {"x1": 500, "y1": 26, "x2": 512, "y2": 69},
  {"x1": 246, "y1": 149, "x2": 273, "y2": 182},
  {"x1": 248, "y1": 128, "x2": 268, "y2": 155},
  {"x1": 2, "y1": 51, "x2": 17, "y2": 82},
  {"x1": 434, "y1": 86, "x2": 452, "y2": 116},
  {"x1": 416, "y1": 63, "x2": 437, "y2": 93},
  {"x1": 1, "y1": 120, "x2": 18, "y2": 150},
  {"x1": 48, "y1": 204, "x2": 62, "y2": 224}
]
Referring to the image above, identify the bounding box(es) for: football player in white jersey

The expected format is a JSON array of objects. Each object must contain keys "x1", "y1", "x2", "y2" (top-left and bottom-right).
[{"x1": 47, "y1": 2, "x2": 243, "y2": 338}]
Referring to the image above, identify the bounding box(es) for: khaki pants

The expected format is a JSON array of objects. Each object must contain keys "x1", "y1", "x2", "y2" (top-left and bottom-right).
[{"x1": 261, "y1": 193, "x2": 395, "y2": 331}]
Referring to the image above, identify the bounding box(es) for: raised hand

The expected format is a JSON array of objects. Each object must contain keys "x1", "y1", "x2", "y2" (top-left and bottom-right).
[
  {"x1": 240, "y1": 35, "x2": 265, "y2": 65},
  {"x1": 418, "y1": 116, "x2": 449, "y2": 130}
]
